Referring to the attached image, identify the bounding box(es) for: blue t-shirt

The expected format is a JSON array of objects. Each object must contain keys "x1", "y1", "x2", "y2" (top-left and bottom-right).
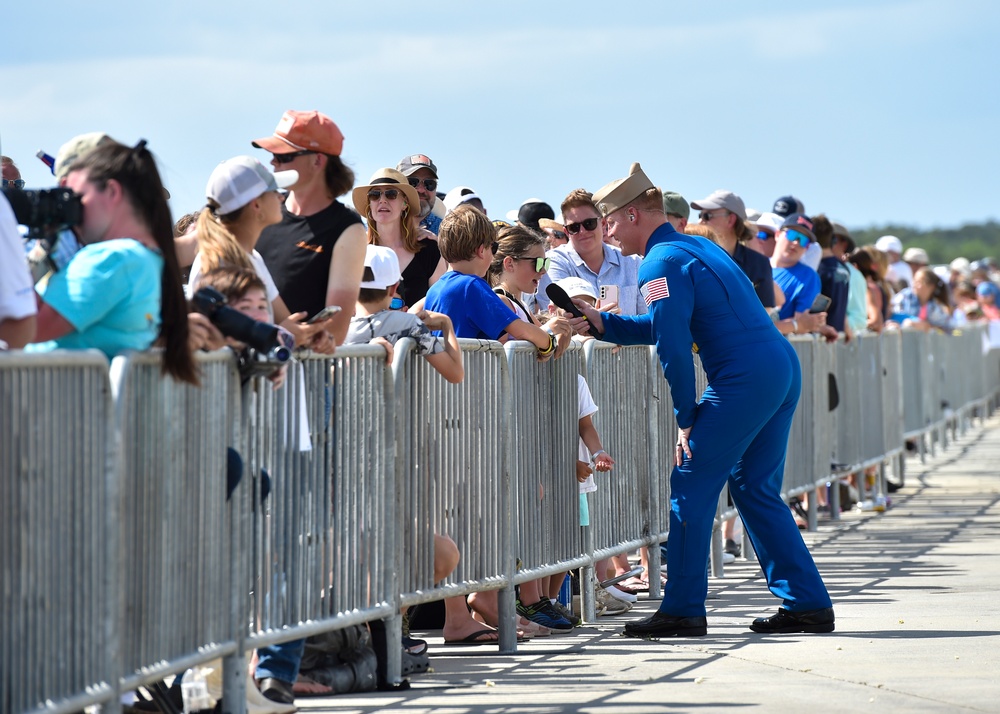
[
  {"x1": 773, "y1": 262, "x2": 821, "y2": 320},
  {"x1": 423, "y1": 270, "x2": 517, "y2": 340},
  {"x1": 29, "y1": 238, "x2": 163, "y2": 359}
]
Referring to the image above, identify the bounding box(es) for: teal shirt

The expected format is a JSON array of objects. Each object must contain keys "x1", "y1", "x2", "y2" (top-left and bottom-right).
[
  {"x1": 30, "y1": 238, "x2": 163, "y2": 359},
  {"x1": 846, "y1": 262, "x2": 869, "y2": 334}
]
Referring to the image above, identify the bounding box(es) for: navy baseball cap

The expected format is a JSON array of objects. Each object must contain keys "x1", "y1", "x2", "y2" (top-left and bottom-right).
[
  {"x1": 773, "y1": 195, "x2": 805, "y2": 217},
  {"x1": 780, "y1": 213, "x2": 815, "y2": 241}
]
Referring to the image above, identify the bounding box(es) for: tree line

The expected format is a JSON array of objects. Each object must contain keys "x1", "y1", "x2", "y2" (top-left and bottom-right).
[{"x1": 850, "y1": 221, "x2": 1000, "y2": 266}]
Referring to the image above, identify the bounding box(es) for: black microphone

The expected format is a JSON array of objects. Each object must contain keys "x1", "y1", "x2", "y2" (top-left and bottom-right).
[{"x1": 546, "y1": 283, "x2": 603, "y2": 336}]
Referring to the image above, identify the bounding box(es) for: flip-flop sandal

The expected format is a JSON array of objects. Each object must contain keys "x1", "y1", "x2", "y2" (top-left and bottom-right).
[
  {"x1": 403, "y1": 635, "x2": 427, "y2": 655},
  {"x1": 443, "y1": 628, "x2": 501, "y2": 646}
]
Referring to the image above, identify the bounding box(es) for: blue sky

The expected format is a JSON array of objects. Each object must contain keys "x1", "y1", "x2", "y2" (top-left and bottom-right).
[{"x1": 2, "y1": 0, "x2": 998, "y2": 231}]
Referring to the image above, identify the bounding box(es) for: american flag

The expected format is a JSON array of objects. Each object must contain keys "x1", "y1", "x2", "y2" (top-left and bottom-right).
[{"x1": 641, "y1": 277, "x2": 670, "y2": 306}]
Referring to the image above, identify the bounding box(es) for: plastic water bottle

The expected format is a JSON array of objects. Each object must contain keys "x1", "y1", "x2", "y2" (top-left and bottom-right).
[{"x1": 180, "y1": 668, "x2": 213, "y2": 713}]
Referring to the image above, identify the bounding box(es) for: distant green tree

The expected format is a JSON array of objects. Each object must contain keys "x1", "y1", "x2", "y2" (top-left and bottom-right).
[{"x1": 851, "y1": 221, "x2": 1000, "y2": 265}]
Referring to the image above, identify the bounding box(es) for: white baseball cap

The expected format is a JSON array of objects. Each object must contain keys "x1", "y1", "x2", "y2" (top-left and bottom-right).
[
  {"x1": 361, "y1": 245, "x2": 401, "y2": 289},
  {"x1": 206, "y1": 155, "x2": 297, "y2": 215},
  {"x1": 555, "y1": 277, "x2": 598, "y2": 301},
  {"x1": 875, "y1": 235, "x2": 903, "y2": 255},
  {"x1": 443, "y1": 185, "x2": 481, "y2": 212}
]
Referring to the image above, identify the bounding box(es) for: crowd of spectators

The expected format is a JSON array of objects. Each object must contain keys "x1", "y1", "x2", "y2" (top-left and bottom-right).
[{"x1": 3, "y1": 109, "x2": 1000, "y2": 708}]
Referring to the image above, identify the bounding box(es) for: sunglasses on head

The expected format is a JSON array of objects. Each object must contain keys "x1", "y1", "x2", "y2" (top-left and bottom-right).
[
  {"x1": 408, "y1": 177, "x2": 438, "y2": 192},
  {"x1": 368, "y1": 188, "x2": 401, "y2": 201},
  {"x1": 2, "y1": 178, "x2": 26, "y2": 189},
  {"x1": 513, "y1": 256, "x2": 552, "y2": 273},
  {"x1": 272, "y1": 150, "x2": 315, "y2": 164},
  {"x1": 565, "y1": 217, "x2": 599, "y2": 234},
  {"x1": 785, "y1": 228, "x2": 811, "y2": 247}
]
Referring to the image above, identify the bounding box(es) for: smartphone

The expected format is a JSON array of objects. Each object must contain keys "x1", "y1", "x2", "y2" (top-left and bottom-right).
[
  {"x1": 305, "y1": 305, "x2": 342, "y2": 324},
  {"x1": 598, "y1": 284, "x2": 619, "y2": 308},
  {"x1": 809, "y1": 294, "x2": 832, "y2": 314}
]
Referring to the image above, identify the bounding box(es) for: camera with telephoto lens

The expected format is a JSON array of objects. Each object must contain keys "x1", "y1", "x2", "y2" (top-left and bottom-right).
[
  {"x1": 191, "y1": 286, "x2": 292, "y2": 381},
  {"x1": 3, "y1": 186, "x2": 84, "y2": 281}
]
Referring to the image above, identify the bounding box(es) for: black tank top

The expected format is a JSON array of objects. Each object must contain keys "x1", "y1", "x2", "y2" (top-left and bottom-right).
[
  {"x1": 256, "y1": 201, "x2": 362, "y2": 318},
  {"x1": 398, "y1": 238, "x2": 441, "y2": 308}
]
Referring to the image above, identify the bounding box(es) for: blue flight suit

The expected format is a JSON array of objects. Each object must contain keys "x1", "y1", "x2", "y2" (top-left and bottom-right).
[{"x1": 602, "y1": 222, "x2": 831, "y2": 618}]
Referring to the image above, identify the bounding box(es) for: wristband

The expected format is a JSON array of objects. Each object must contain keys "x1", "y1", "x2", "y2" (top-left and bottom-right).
[
  {"x1": 537, "y1": 332, "x2": 556, "y2": 356},
  {"x1": 592, "y1": 449, "x2": 607, "y2": 458},
  {"x1": 790, "y1": 318, "x2": 799, "y2": 334}
]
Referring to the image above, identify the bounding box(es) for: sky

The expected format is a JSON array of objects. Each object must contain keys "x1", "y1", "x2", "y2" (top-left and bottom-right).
[{"x1": 2, "y1": 0, "x2": 999, "y2": 232}]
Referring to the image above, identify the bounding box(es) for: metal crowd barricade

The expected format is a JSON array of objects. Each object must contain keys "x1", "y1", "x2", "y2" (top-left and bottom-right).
[
  {"x1": 241, "y1": 347, "x2": 395, "y2": 657},
  {"x1": 390, "y1": 338, "x2": 514, "y2": 656},
  {"x1": 505, "y1": 342, "x2": 587, "y2": 595},
  {"x1": 1, "y1": 351, "x2": 118, "y2": 714},
  {"x1": 579, "y1": 342, "x2": 663, "y2": 611},
  {"x1": 111, "y1": 350, "x2": 242, "y2": 693}
]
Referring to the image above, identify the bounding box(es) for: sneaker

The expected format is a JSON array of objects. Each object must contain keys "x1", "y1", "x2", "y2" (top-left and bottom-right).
[
  {"x1": 604, "y1": 584, "x2": 637, "y2": 603},
  {"x1": 724, "y1": 538, "x2": 741, "y2": 558},
  {"x1": 722, "y1": 551, "x2": 736, "y2": 565},
  {"x1": 549, "y1": 600, "x2": 581, "y2": 627},
  {"x1": 595, "y1": 586, "x2": 633, "y2": 615},
  {"x1": 517, "y1": 598, "x2": 574, "y2": 633}
]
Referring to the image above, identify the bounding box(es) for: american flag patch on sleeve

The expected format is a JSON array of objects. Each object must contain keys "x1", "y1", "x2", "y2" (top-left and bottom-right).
[{"x1": 640, "y1": 277, "x2": 670, "y2": 305}]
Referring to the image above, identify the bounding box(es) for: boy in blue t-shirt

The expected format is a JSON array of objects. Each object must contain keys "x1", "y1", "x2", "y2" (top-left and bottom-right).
[{"x1": 421, "y1": 206, "x2": 559, "y2": 357}]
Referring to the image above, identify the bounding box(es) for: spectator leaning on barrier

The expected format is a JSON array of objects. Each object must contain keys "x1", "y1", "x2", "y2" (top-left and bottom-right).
[
  {"x1": 26, "y1": 140, "x2": 197, "y2": 383},
  {"x1": 975, "y1": 280, "x2": 1000, "y2": 321},
  {"x1": 692, "y1": 189, "x2": 775, "y2": 309},
  {"x1": 890, "y1": 266, "x2": 955, "y2": 332},
  {"x1": 189, "y1": 155, "x2": 334, "y2": 352},
  {"x1": 0, "y1": 191, "x2": 36, "y2": 348},
  {"x1": 571, "y1": 162, "x2": 834, "y2": 638},
  {"x1": 535, "y1": 188, "x2": 646, "y2": 315},
  {"x1": 773, "y1": 194, "x2": 820, "y2": 271},
  {"x1": 353, "y1": 168, "x2": 446, "y2": 310},
  {"x1": 770, "y1": 214, "x2": 837, "y2": 341},
  {"x1": 813, "y1": 214, "x2": 852, "y2": 338},
  {"x1": 252, "y1": 109, "x2": 366, "y2": 346}
]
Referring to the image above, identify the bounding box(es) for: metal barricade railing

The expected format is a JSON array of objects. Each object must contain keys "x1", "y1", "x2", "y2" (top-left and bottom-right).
[
  {"x1": 111, "y1": 350, "x2": 241, "y2": 692},
  {"x1": 506, "y1": 341, "x2": 587, "y2": 579},
  {"x1": 242, "y1": 347, "x2": 395, "y2": 653},
  {"x1": 1, "y1": 351, "x2": 118, "y2": 714},
  {"x1": 390, "y1": 338, "x2": 515, "y2": 654}
]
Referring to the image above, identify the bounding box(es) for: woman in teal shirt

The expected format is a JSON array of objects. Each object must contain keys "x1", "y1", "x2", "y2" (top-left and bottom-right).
[{"x1": 29, "y1": 140, "x2": 196, "y2": 384}]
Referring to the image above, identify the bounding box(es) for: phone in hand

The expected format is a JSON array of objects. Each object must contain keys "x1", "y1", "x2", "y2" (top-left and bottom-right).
[
  {"x1": 598, "y1": 284, "x2": 619, "y2": 309},
  {"x1": 305, "y1": 305, "x2": 342, "y2": 324},
  {"x1": 809, "y1": 294, "x2": 832, "y2": 314}
]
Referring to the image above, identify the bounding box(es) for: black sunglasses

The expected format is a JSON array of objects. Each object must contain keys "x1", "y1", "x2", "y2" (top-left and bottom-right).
[
  {"x1": 408, "y1": 177, "x2": 438, "y2": 192},
  {"x1": 488, "y1": 241, "x2": 500, "y2": 254},
  {"x1": 565, "y1": 217, "x2": 599, "y2": 234},
  {"x1": 368, "y1": 188, "x2": 401, "y2": 201},
  {"x1": 272, "y1": 150, "x2": 315, "y2": 164}
]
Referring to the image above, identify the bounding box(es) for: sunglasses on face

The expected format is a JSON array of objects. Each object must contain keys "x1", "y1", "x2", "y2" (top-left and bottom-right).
[
  {"x1": 785, "y1": 228, "x2": 811, "y2": 247},
  {"x1": 390, "y1": 296, "x2": 405, "y2": 310},
  {"x1": 272, "y1": 150, "x2": 315, "y2": 164},
  {"x1": 565, "y1": 217, "x2": 599, "y2": 234},
  {"x1": 2, "y1": 178, "x2": 26, "y2": 189},
  {"x1": 513, "y1": 256, "x2": 552, "y2": 272},
  {"x1": 407, "y1": 177, "x2": 438, "y2": 192},
  {"x1": 699, "y1": 210, "x2": 727, "y2": 222},
  {"x1": 368, "y1": 188, "x2": 401, "y2": 201},
  {"x1": 756, "y1": 230, "x2": 775, "y2": 241},
  {"x1": 488, "y1": 241, "x2": 500, "y2": 254},
  {"x1": 552, "y1": 231, "x2": 567, "y2": 241}
]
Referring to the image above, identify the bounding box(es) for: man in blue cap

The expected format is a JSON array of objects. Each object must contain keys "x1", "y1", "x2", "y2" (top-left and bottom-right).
[{"x1": 572, "y1": 163, "x2": 834, "y2": 637}]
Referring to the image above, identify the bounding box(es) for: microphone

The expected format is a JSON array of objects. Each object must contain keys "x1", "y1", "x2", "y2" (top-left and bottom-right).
[{"x1": 545, "y1": 283, "x2": 603, "y2": 336}]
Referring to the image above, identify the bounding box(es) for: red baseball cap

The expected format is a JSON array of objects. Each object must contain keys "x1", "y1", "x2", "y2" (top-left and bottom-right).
[{"x1": 252, "y1": 110, "x2": 344, "y2": 156}]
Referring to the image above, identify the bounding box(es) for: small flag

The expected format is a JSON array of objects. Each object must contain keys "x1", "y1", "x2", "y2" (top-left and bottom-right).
[{"x1": 641, "y1": 277, "x2": 670, "y2": 305}]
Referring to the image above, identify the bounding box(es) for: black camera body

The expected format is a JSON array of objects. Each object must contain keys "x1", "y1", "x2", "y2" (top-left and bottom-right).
[
  {"x1": 3, "y1": 186, "x2": 83, "y2": 238},
  {"x1": 191, "y1": 286, "x2": 292, "y2": 381}
]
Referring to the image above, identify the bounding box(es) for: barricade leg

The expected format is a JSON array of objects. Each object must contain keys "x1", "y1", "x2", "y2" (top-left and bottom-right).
[
  {"x1": 222, "y1": 653, "x2": 246, "y2": 714},
  {"x1": 497, "y1": 585, "x2": 518, "y2": 653}
]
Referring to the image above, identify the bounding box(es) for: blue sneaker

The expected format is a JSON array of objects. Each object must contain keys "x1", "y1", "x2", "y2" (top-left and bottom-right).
[{"x1": 517, "y1": 599, "x2": 574, "y2": 633}]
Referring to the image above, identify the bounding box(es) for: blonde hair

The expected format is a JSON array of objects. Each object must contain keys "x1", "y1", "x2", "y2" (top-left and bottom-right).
[{"x1": 194, "y1": 205, "x2": 253, "y2": 274}]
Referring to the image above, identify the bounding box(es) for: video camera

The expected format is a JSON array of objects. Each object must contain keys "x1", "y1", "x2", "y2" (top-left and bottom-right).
[
  {"x1": 191, "y1": 286, "x2": 292, "y2": 381},
  {"x1": 2, "y1": 186, "x2": 84, "y2": 281}
]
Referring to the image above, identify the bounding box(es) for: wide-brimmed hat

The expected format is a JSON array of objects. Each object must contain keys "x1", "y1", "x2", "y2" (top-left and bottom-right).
[{"x1": 351, "y1": 168, "x2": 421, "y2": 219}]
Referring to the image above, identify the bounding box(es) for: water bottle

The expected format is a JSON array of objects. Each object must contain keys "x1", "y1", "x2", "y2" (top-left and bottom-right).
[
  {"x1": 558, "y1": 573, "x2": 572, "y2": 606},
  {"x1": 180, "y1": 668, "x2": 213, "y2": 713}
]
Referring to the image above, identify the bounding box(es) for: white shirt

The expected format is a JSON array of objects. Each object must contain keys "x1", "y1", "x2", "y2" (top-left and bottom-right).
[
  {"x1": 0, "y1": 194, "x2": 37, "y2": 323},
  {"x1": 577, "y1": 375, "x2": 599, "y2": 494}
]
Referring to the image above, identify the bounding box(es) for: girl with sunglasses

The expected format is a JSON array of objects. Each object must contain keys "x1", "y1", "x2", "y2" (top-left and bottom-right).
[
  {"x1": 486, "y1": 224, "x2": 558, "y2": 324},
  {"x1": 352, "y1": 168, "x2": 446, "y2": 310}
]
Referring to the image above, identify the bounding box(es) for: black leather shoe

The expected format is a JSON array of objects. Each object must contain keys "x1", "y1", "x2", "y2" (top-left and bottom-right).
[
  {"x1": 623, "y1": 611, "x2": 707, "y2": 638},
  {"x1": 257, "y1": 677, "x2": 295, "y2": 704},
  {"x1": 750, "y1": 607, "x2": 835, "y2": 633}
]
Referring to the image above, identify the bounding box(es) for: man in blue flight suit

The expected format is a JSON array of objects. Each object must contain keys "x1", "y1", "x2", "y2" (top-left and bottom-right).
[{"x1": 574, "y1": 163, "x2": 834, "y2": 637}]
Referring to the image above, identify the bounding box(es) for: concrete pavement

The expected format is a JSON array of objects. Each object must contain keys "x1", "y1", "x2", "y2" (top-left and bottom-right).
[{"x1": 300, "y1": 415, "x2": 1000, "y2": 713}]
